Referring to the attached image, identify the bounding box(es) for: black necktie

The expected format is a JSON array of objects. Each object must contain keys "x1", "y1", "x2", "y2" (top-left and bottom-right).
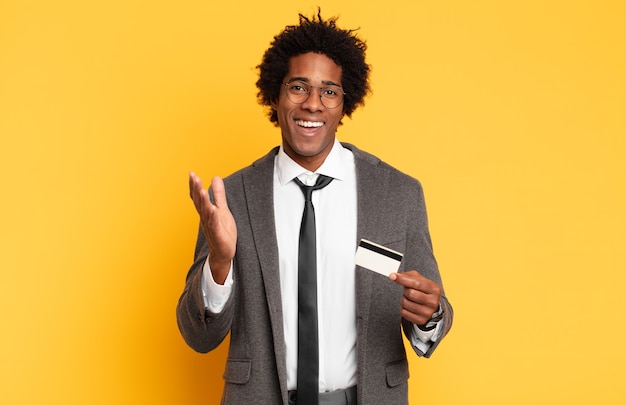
[{"x1": 294, "y1": 174, "x2": 333, "y2": 405}]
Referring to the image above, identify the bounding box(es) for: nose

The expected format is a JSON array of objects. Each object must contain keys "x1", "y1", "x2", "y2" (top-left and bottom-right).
[{"x1": 300, "y1": 87, "x2": 324, "y2": 112}]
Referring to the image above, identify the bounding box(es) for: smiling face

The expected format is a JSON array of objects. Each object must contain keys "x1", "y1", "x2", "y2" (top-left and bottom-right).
[{"x1": 272, "y1": 52, "x2": 344, "y2": 172}]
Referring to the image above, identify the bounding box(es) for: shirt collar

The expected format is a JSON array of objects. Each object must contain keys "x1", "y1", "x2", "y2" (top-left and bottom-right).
[{"x1": 276, "y1": 139, "x2": 352, "y2": 186}]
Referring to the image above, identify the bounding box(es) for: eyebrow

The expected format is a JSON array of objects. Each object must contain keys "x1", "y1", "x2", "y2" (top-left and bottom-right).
[{"x1": 286, "y1": 77, "x2": 342, "y2": 87}]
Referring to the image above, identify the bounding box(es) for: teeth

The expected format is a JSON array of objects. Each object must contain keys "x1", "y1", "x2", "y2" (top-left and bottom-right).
[{"x1": 296, "y1": 120, "x2": 324, "y2": 128}]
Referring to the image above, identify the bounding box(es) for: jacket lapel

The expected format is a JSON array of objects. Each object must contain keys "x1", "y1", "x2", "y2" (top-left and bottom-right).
[
  {"x1": 240, "y1": 147, "x2": 289, "y2": 398},
  {"x1": 348, "y1": 144, "x2": 391, "y2": 364}
]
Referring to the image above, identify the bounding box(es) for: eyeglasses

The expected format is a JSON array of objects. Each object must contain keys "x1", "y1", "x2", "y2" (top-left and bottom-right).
[{"x1": 282, "y1": 80, "x2": 345, "y2": 109}]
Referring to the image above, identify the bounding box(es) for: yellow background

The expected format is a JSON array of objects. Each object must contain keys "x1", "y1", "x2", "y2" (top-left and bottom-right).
[{"x1": 1, "y1": 0, "x2": 625, "y2": 403}]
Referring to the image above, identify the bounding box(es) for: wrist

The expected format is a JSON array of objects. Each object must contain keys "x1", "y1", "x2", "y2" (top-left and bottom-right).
[
  {"x1": 208, "y1": 256, "x2": 231, "y2": 285},
  {"x1": 417, "y1": 304, "x2": 443, "y2": 331}
]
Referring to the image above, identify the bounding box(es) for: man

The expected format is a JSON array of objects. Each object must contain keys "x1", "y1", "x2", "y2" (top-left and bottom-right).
[{"x1": 177, "y1": 10, "x2": 453, "y2": 405}]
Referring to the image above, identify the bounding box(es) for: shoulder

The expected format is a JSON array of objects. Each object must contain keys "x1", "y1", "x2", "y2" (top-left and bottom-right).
[
  {"x1": 341, "y1": 142, "x2": 423, "y2": 190},
  {"x1": 222, "y1": 146, "x2": 279, "y2": 185}
]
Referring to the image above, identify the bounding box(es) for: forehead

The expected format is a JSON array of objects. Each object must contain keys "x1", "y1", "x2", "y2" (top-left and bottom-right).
[{"x1": 285, "y1": 52, "x2": 343, "y2": 84}]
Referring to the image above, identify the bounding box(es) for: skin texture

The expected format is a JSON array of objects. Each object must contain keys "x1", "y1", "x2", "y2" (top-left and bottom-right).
[
  {"x1": 271, "y1": 53, "x2": 345, "y2": 172},
  {"x1": 188, "y1": 173, "x2": 235, "y2": 284},
  {"x1": 187, "y1": 51, "x2": 441, "y2": 325}
]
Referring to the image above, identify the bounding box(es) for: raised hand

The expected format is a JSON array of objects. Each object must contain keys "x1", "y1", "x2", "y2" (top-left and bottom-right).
[{"x1": 189, "y1": 172, "x2": 237, "y2": 284}]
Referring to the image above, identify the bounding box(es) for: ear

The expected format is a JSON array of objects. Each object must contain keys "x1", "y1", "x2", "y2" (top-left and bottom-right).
[{"x1": 270, "y1": 99, "x2": 278, "y2": 110}]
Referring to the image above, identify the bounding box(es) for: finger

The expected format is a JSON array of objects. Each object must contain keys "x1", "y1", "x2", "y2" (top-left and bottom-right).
[
  {"x1": 390, "y1": 271, "x2": 441, "y2": 295},
  {"x1": 402, "y1": 288, "x2": 440, "y2": 311},
  {"x1": 400, "y1": 306, "x2": 431, "y2": 326},
  {"x1": 189, "y1": 172, "x2": 203, "y2": 199},
  {"x1": 389, "y1": 271, "x2": 424, "y2": 289},
  {"x1": 210, "y1": 176, "x2": 229, "y2": 209},
  {"x1": 189, "y1": 172, "x2": 211, "y2": 215},
  {"x1": 400, "y1": 297, "x2": 433, "y2": 325}
]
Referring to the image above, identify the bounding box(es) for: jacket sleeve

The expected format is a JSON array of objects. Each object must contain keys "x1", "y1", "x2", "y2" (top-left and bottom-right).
[
  {"x1": 403, "y1": 295, "x2": 453, "y2": 358},
  {"x1": 400, "y1": 175, "x2": 454, "y2": 358},
  {"x1": 176, "y1": 226, "x2": 234, "y2": 353}
]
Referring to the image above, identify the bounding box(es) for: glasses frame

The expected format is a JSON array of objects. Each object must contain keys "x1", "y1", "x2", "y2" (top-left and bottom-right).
[{"x1": 282, "y1": 80, "x2": 346, "y2": 109}]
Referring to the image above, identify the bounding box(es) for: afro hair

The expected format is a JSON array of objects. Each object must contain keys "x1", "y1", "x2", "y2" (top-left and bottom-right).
[{"x1": 256, "y1": 9, "x2": 371, "y2": 125}]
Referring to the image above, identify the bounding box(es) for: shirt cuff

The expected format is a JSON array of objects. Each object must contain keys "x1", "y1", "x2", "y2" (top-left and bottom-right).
[
  {"x1": 409, "y1": 305, "x2": 444, "y2": 353},
  {"x1": 201, "y1": 258, "x2": 233, "y2": 313}
]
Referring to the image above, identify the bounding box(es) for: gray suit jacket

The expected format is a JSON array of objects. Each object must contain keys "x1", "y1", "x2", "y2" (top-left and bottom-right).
[{"x1": 177, "y1": 143, "x2": 453, "y2": 404}]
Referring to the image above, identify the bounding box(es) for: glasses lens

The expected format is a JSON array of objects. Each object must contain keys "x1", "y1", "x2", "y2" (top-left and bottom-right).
[
  {"x1": 321, "y1": 85, "x2": 343, "y2": 109},
  {"x1": 285, "y1": 81, "x2": 309, "y2": 104},
  {"x1": 284, "y1": 81, "x2": 344, "y2": 109}
]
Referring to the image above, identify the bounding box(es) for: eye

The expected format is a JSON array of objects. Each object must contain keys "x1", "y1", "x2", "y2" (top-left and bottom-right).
[
  {"x1": 322, "y1": 86, "x2": 341, "y2": 98},
  {"x1": 288, "y1": 82, "x2": 309, "y2": 93}
]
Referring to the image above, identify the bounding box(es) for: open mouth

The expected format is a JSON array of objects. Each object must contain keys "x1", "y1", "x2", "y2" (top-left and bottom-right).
[{"x1": 296, "y1": 120, "x2": 324, "y2": 128}]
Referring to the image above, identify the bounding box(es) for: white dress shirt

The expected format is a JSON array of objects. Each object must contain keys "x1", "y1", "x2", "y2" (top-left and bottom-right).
[
  {"x1": 273, "y1": 140, "x2": 358, "y2": 392},
  {"x1": 201, "y1": 140, "x2": 441, "y2": 392}
]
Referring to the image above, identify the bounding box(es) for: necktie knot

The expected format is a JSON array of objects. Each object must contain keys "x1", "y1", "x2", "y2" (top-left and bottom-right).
[{"x1": 295, "y1": 174, "x2": 333, "y2": 202}]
